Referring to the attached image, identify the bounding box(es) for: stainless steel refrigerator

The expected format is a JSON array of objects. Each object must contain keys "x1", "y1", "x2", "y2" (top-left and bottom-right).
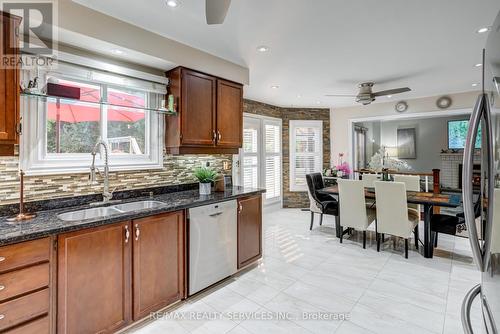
[{"x1": 462, "y1": 10, "x2": 500, "y2": 334}]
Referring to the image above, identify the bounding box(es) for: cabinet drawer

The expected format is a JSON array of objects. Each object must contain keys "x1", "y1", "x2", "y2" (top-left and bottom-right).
[
  {"x1": 0, "y1": 289, "x2": 49, "y2": 331},
  {"x1": 0, "y1": 263, "x2": 49, "y2": 302},
  {"x1": 0, "y1": 238, "x2": 50, "y2": 273},
  {"x1": 4, "y1": 316, "x2": 49, "y2": 334}
]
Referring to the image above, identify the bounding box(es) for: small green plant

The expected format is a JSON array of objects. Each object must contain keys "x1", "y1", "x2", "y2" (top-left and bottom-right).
[{"x1": 193, "y1": 166, "x2": 218, "y2": 184}]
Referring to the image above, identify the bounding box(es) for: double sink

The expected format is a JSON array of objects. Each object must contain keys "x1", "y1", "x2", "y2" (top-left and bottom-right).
[{"x1": 58, "y1": 201, "x2": 166, "y2": 222}]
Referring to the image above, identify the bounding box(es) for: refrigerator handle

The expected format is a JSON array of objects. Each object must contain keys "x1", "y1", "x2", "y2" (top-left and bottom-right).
[
  {"x1": 463, "y1": 94, "x2": 486, "y2": 272},
  {"x1": 482, "y1": 97, "x2": 494, "y2": 269},
  {"x1": 461, "y1": 284, "x2": 481, "y2": 334}
]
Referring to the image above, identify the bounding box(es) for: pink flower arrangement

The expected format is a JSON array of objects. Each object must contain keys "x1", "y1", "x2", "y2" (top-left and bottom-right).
[{"x1": 336, "y1": 162, "x2": 351, "y2": 176}]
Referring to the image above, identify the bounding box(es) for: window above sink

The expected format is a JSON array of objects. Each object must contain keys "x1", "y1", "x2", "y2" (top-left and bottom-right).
[{"x1": 20, "y1": 60, "x2": 167, "y2": 175}]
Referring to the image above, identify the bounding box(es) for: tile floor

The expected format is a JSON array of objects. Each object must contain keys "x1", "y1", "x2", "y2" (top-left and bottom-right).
[{"x1": 128, "y1": 209, "x2": 485, "y2": 334}]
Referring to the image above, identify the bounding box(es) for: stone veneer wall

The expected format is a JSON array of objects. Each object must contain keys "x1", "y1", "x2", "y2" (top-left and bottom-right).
[
  {"x1": 244, "y1": 99, "x2": 331, "y2": 208},
  {"x1": 0, "y1": 155, "x2": 232, "y2": 205}
]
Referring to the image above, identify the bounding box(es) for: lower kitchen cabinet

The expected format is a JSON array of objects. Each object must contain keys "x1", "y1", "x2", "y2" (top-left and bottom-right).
[
  {"x1": 0, "y1": 237, "x2": 54, "y2": 334},
  {"x1": 57, "y1": 222, "x2": 132, "y2": 334},
  {"x1": 57, "y1": 211, "x2": 186, "y2": 333},
  {"x1": 132, "y1": 211, "x2": 186, "y2": 320},
  {"x1": 237, "y1": 195, "x2": 263, "y2": 268}
]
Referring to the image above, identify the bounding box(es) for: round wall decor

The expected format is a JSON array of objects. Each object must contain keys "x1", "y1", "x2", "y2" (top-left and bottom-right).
[
  {"x1": 436, "y1": 96, "x2": 452, "y2": 109},
  {"x1": 395, "y1": 101, "x2": 408, "y2": 113}
]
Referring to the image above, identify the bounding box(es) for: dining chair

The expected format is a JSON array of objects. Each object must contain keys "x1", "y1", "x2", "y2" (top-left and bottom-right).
[
  {"x1": 374, "y1": 181, "x2": 420, "y2": 258},
  {"x1": 431, "y1": 197, "x2": 480, "y2": 250},
  {"x1": 306, "y1": 173, "x2": 339, "y2": 230},
  {"x1": 337, "y1": 179, "x2": 376, "y2": 248},
  {"x1": 393, "y1": 174, "x2": 421, "y2": 215},
  {"x1": 362, "y1": 173, "x2": 380, "y2": 188}
]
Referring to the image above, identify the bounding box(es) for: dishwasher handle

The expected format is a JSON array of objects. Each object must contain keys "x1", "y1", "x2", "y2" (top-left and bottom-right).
[{"x1": 209, "y1": 212, "x2": 223, "y2": 218}]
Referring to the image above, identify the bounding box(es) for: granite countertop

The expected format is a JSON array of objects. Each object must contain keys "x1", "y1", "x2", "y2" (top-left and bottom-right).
[{"x1": 0, "y1": 186, "x2": 265, "y2": 246}]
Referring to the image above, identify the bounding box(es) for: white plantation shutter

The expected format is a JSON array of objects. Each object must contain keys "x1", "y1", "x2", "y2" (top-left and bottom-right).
[
  {"x1": 264, "y1": 122, "x2": 281, "y2": 201},
  {"x1": 239, "y1": 115, "x2": 282, "y2": 205},
  {"x1": 241, "y1": 119, "x2": 260, "y2": 189},
  {"x1": 290, "y1": 120, "x2": 323, "y2": 191}
]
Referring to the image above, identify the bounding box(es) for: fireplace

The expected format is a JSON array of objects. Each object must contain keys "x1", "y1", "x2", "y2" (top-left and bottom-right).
[{"x1": 458, "y1": 164, "x2": 481, "y2": 190}]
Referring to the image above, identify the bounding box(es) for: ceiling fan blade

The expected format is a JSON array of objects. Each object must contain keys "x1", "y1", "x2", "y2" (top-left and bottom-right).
[
  {"x1": 372, "y1": 87, "x2": 411, "y2": 97},
  {"x1": 206, "y1": 0, "x2": 231, "y2": 25},
  {"x1": 324, "y1": 94, "x2": 357, "y2": 97}
]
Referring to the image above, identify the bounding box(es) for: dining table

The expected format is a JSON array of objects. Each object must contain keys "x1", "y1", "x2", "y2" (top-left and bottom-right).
[{"x1": 317, "y1": 185, "x2": 462, "y2": 258}]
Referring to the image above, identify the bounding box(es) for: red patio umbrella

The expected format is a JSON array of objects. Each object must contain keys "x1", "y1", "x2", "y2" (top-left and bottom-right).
[{"x1": 47, "y1": 85, "x2": 146, "y2": 123}]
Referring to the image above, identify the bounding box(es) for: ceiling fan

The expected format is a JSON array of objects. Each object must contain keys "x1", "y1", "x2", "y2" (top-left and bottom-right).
[
  {"x1": 205, "y1": 0, "x2": 231, "y2": 25},
  {"x1": 325, "y1": 82, "x2": 411, "y2": 105}
]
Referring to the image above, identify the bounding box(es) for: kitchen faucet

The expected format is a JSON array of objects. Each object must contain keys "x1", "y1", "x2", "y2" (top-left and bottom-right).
[{"x1": 89, "y1": 139, "x2": 114, "y2": 203}]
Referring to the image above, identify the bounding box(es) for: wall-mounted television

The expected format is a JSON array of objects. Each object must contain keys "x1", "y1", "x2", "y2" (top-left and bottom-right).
[{"x1": 447, "y1": 120, "x2": 481, "y2": 149}]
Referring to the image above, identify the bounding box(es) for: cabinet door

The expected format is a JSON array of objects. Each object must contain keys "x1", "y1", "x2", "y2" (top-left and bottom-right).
[
  {"x1": 57, "y1": 222, "x2": 132, "y2": 334},
  {"x1": 132, "y1": 211, "x2": 185, "y2": 320},
  {"x1": 216, "y1": 79, "x2": 243, "y2": 148},
  {"x1": 237, "y1": 195, "x2": 263, "y2": 268},
  {"x1": 0, "y1": 13, "x2": 20, "y2": 155},
  {"x1": 181, "y1": 69, "x2": 216, "y2": 146}
]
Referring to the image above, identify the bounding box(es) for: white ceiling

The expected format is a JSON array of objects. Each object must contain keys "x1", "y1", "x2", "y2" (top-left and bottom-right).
[{"x1": 74, "y1": 0, "x2": 500, "y2": 108}]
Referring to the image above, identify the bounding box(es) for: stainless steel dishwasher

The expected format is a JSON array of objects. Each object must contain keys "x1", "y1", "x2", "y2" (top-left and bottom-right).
[{"x1": 188, "y1": 200, "x2": 237, "y2": 296}]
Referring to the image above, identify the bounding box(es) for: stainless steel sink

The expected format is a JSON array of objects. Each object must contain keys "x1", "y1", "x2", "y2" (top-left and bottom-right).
[
  {"x1": 57, "y1": 200, "x2": 166, "y2": 222},
  {"x1": 58, "y1": 206, "x2": 122, "y2": 222},
  {"x1": 113, "y1": 201, "x2": 165, "y2": 212}
]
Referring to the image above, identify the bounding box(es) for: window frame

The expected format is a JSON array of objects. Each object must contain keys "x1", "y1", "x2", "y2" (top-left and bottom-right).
[
  {"x1": 289, "y1": 120, "x2": 323, "y2": 192},
  {"x1": 20, "y1": 62, "x2": 165, "y2": 176}
]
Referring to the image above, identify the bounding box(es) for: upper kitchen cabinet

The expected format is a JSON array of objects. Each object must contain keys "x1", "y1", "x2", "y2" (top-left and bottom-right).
[
  {"x1": 165, "y1": 67, "x2": 243, "y2": 154},
  {"x1": 216, "y1": 79, "x2": 243, "y2": 148},
  {"x1": 0, "y1": 12, "x2": 21, "y2": 156}
]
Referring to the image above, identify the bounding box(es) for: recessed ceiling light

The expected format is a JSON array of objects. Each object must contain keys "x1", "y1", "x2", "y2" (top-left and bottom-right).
[
  {"x1": 257, "y1": 45, "x2": 270, "y2": 52},
  {"x1": 477, "y1": 27, "x2": 490, "y2": 34},
  {"x1": 316, "y1": 101, "x2": 321, "y2": 105},
  {"x1": 112, "y1": 49, "x2": 124, "y2": 55},
  {"x1": 271, "y1": 85, "x2": 279, "y2": 89},
  {"x1": 297, "y1": 94, "x2": 302, "y2": 98},
  {"x1": 475, "y1": 63, "x2": 483, "y2": 67},
  {"x1": 387, "y1": 95, "x2": 392, "y2": 98},
  {"x1": 472, "y1": 83, "x2": 479, "y2": 87},
  {"x1": 166, "y1": 0, "x2": 179, "y2": 8}
]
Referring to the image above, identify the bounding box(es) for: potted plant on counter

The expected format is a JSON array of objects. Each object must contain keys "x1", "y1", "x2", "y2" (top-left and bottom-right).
[{"x1": 193, "y1": 166, "x2": 218, "y2": 195}]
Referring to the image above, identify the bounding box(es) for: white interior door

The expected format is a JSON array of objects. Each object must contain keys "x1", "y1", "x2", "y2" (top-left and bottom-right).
[{"x1": 237, "y1": 115, "x2": 282, "y2": 205}]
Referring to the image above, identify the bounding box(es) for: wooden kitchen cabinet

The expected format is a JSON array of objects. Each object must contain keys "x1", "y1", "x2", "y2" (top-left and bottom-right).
[
  {"x1": 237, "y1": 195, "x2": 263, "y2": 268},
  {"x1": 132, "y1": 211, "x2": 186, "y2": 320},
  {"x1": 0, "y1": 237, "x2": 54, "y2": 334},
  {"x1": 216, "y1": 79, "x2": 243, "y2": 148},
  {"x1": 165, "y1": 67, "x2": 243, "y2": 154},
  {"x1": 0, "y1": 12, "x2": 21, "y2": 156},
  {"x1": 57, "y1": 222, "x2": 132, "y2": 334}
]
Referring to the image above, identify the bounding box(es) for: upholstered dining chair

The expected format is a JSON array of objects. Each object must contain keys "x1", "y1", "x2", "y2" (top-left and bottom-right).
[
  {"x1": 393, "y1": 174, "x2": 421, "y2": 215},
  {"x1": 431, "y1": 197, "x2": 480, "y2": 251},
  {"x1": 337, "y1": 179, "x2": 376, "y2": 248},
  {"x1": 362, "y1": 173, "x2": 381, "y2": 188},
  {"x1": 306, "y1": 173, "x2": 339, "y2": 230},
  {"x1": 374, "y1": 181, "x2": 420, "y2": 258}
]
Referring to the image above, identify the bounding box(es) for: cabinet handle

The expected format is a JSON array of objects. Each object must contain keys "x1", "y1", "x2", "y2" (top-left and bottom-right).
[
  {"x1": 0, "y1": 285, "x2": 4, "y2": 291},
  {"x1": 16, "y1": 118, "x2": 22, "y2": 135},
  {"x1": 0, "y1": 257, "x2": 5, "y2": 262},
  {"x1": 238, "y1": 203, "x2": 243, "y2": 213},
  {"x1": 125, "y1": 225, "x2": 130, "y2": 243},
  {"x1": 135, "y1": 224, "x2": 140, "y2": 241},
  {"x1": 212, "y1": 130, "x2": 216, "y2": 143},
  {"x1": 217, "y1": 130, "x2": 222, "y2": 141}
]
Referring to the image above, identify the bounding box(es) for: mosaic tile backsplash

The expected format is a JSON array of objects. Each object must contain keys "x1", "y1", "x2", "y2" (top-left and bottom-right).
[{"x1": 0, "y1": 155, "x2": 232, "y2": 205}]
